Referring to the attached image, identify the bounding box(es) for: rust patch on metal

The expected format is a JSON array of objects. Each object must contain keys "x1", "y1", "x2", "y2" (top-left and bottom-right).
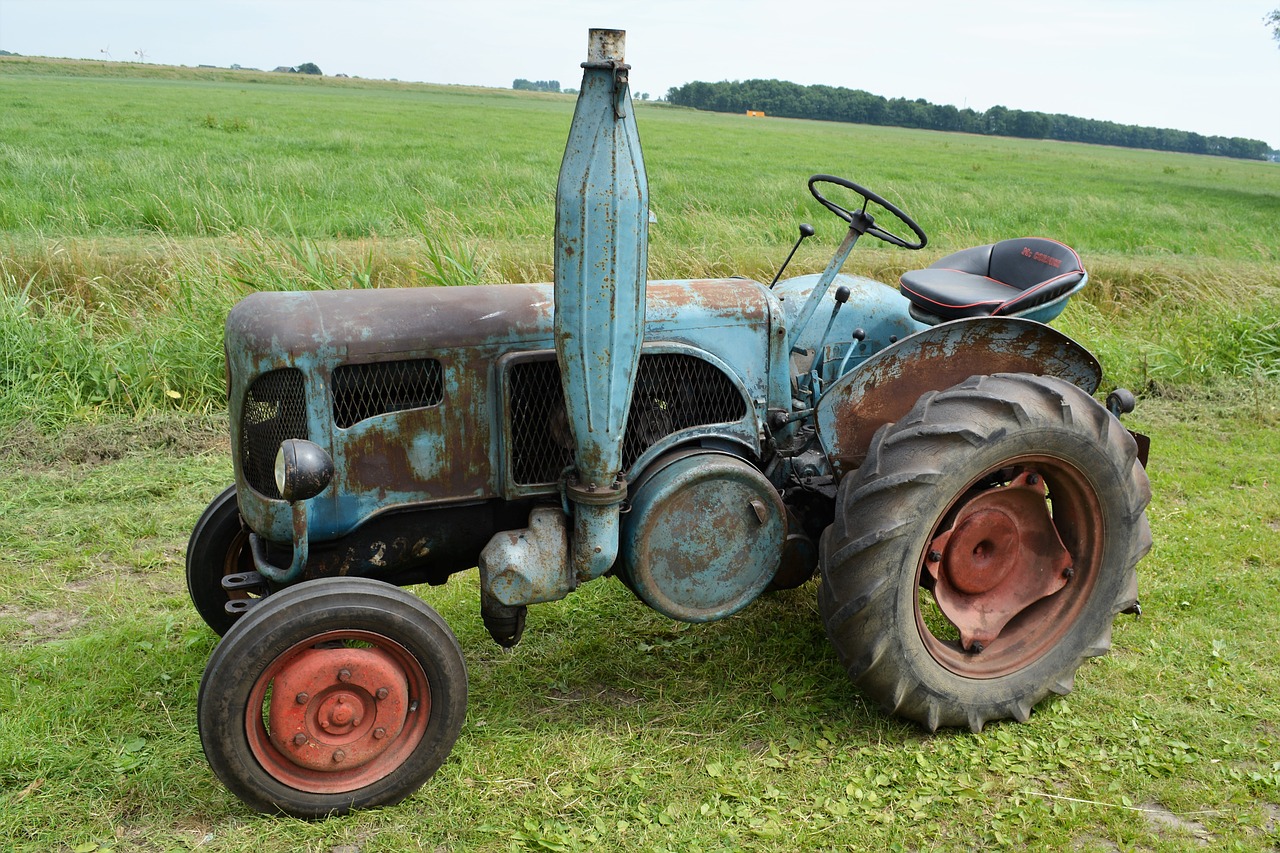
[
  {"x1": 924, "y1": 471, "x2": 1071, "y2": 651},
  {"x1": 817, "y1": 319, "x2": 1101, "y2": 475},
  {"x1": 340, "y1": 350, "x2": 491, "y2": 503}
]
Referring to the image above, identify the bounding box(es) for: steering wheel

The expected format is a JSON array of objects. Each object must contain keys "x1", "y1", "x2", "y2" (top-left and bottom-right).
[{"x1": 808, "y1": 174, "x2": 927, "y2": 250}]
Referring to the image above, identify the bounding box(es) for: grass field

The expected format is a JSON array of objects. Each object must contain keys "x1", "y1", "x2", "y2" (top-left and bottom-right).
[
  {"x1": 3, "y1": 57, "x2": 1279, "y2": 427},
  {"x1": 1, "y1": 58, "x2": 1279, "y2": 851}
]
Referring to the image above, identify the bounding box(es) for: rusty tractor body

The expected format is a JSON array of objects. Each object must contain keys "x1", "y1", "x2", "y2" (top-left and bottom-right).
[{"x1": 190, "y1": 30, "x2": 1152, "y2": 817}]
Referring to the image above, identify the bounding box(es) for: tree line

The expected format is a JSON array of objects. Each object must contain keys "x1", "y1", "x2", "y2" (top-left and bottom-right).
[
  {"x1": 513, "y1": 79, "x2": 561, "y2": 92},
  {"x1": 666, "y1": 79, "x2": 1273, "y2": 161}
]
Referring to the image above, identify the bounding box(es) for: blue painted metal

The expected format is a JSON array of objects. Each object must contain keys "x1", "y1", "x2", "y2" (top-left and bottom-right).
[
  {"x1": 621, "y1": 450, "x2": 785, "y2": 622},
  {"x1": 774, "y1": 273, "x2": 928, "y2": 380},
  {"x1": 216, "y1": 25, "x2": 1106, "y2": 630},
  {"x1": 248, "y1": 502, "x2": 309, "y2": 584},
  {"x1": 784, "y1": 227, "x2": 861, "y2": 353},
  {"x1": 554, "y1": 29, "x2": 648, "y2": 581},
  {"x1": 478, "y1": 507, "x2": 571, "y2": 606},
  {"x1": 813, "y1": 316, "x2": 1103, "y2": 477},
  {"x1": 223, "y1": 279, "x2": 778, "y2": 546}
]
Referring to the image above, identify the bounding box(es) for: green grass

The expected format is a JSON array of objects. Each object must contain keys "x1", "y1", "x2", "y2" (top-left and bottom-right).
[
  {"x1": 5, "y1": 55, "x2": 1280, "y2": 262},
  {"x1": 1, "y1": 399, "x2": 1278, "y2": 851},
  {"x1": 3, "y1": 57, "x2": 1278, "y2": 428},
  {"x1": 1, "y1": 57, "x2": 1279, "y2": 851}
]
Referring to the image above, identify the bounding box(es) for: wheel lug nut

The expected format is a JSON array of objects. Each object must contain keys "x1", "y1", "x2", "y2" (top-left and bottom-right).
[
  {"x1": 927, "y1": 551, "x2": 942, "y2": 563},
  {"x1": 295, "y1": 692, "x2": 309, "y2": 704},
  {"x1": 337, "y1": 668, "x2": 352, "y2": 683},
  {"x1": 373, "y1": 727, "x2": 387, "y2": 740},
  {"x1": 1062, "y1": 566, "x2": 1075, "y2": 580},
  {"x1": 333, "y1": 749, "x2": 346, "y2": 763},
  {"x1": 376, "y1": 687, "x2": 389, "y2": 700},
  {"x1": 292, "y1": 732, "x2": 308, "y2": 746},
  {"x1": 968, "y1": 642, "x2": 984, "y2": 654}
]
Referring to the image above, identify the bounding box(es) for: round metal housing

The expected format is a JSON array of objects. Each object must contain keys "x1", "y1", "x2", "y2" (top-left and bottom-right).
[
  {"x1": 274, "y1": 438, "x2": 335, "y2": 503},
  {"x1": 621, "y1": 451, "x2": 784, "y2": 623}
]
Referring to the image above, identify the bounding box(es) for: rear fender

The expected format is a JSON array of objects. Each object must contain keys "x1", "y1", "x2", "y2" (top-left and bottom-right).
[{"x1": 814, "y1": 317, "x2": 1101, "y2": 477}]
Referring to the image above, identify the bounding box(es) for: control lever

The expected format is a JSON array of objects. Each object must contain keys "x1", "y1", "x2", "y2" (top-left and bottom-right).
[
  {"x1": 769, "y1": 223, "x2": 815, "y2": 288},
  {"x1": 807, "y1": 285, "x2": 850, "y2": 404}
]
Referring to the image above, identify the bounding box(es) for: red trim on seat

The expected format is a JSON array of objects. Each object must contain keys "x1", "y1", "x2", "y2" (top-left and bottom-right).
[
  {"x1": 994, "y1": 271, "x2": 1085, "y2": 314},
  {"x1": 898, "y1": 283, "x2": 1006, "y2": 312}
]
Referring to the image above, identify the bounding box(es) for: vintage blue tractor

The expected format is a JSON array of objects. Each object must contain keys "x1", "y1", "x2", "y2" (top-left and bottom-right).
[{"x1": 189, "y1": 29, "x2": 1151, "y2": 816}]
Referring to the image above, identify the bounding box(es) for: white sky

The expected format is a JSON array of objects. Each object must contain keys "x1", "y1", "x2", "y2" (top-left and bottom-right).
[{"x1": 2, "y1": 0, "x2": 1278, "y2": 148}]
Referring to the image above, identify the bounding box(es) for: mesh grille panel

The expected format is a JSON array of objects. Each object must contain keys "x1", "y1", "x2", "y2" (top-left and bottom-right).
[
  {"x1": 508, "y1": 353, "x2": 748, "y2": 486},
  {"x1": 333, "y1": 359, "x2": 444, "y2": 428},
  {"x1": 242, "y1": 368, "x2": 308, "y2": 498},
  {"x1": 509, "y1": 359, "x2": 574, "y2": 485}
]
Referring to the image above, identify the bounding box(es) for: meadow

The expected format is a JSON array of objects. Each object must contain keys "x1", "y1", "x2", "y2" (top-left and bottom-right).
[{"x1": 1, "y1": 57, "x2": 1279, "y2": 851}]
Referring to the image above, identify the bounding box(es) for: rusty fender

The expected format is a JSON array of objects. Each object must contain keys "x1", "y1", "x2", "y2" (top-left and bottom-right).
[{"x1": 814, "y1": 317, "x2": 1102, "y2": 476}]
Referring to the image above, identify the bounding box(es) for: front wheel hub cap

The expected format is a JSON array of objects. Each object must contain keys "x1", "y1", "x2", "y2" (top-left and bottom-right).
[
  {"x1": 268, "y1": 646, "x2": 409, "y2": 772},
  {"x1": 925, "y1": 470, "x2": 1072, "y2": 651}
]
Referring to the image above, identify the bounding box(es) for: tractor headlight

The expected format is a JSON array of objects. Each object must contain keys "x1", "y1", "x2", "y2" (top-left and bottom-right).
[{"x1": 273, "y1": 439, "x2": 334, "y2": 503}]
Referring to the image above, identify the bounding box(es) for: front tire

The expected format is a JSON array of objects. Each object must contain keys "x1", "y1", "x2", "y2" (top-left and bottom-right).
[
  {"x1": 186, "y1": 485, "x2": 255, "y2": 636},
  {"x1": 819, "y1": 373, "x2": 1151, "y2": 732},
  {"x1": 198, "y1": 577, "x2": 467, "y2": 817}
]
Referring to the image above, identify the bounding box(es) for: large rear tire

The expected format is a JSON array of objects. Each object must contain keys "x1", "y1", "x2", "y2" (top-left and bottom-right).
[
  {"x1": 819, "y1": 373, "x2": 1151, "y2": 732},
  {"x1": 198, "y1": 577, "x2": 467, "y2": 817}
]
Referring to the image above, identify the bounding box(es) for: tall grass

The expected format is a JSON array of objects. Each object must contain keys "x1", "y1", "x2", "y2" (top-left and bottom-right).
[{"x1": 2, "y1": 56, "x2": 1278, "y2": 430}]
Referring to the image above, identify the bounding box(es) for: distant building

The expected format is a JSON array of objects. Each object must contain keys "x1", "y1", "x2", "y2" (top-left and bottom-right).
[{"x1": 746, "y1": 110, "x2": 765, "y2": 117}]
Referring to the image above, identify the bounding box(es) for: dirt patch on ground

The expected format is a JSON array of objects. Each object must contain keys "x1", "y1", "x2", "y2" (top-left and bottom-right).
[
  {"x1": 0, "y1": 412, "x2": 227, "y2": 470},
  {"x1": 0, "y1": 572, "x2": 185, "y2": 646},
  {"x1": 1139, "y1": 802, "x2": 1212, "y2": 845},
  {"x1": 0, "y1": 604, "x2": 86, "y2": 642},
  {"x1": 546, "y1": 684, "x2": 643, "y2": 708}
]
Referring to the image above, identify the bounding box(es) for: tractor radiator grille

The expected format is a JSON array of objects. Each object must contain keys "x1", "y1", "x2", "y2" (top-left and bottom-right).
[
  {"x1": 332, "y1": 359, "x2": 444, "y2": 428},
  {"x1": 242, "y1": 368, "x2": 309, "y2": 499},
  {"x1": 508, "y1": 353, "x2": 748, "y2": 486}
]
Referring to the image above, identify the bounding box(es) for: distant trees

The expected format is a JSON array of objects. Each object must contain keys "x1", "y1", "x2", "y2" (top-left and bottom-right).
[
  {"x1": 1269, "y1": 9, "x2": 1280, "y2": 46},
  {"x1": 666, "y1": 79, "x2": 1271, "y2": 161},
  {"x1": 513, "y1": 79, "x2": 560, "y2": 92}
]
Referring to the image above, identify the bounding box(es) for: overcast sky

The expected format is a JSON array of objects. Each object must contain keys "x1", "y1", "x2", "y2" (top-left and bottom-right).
[{"x1": 2, "y1": 0, "x2": 1278, "y2": 148}]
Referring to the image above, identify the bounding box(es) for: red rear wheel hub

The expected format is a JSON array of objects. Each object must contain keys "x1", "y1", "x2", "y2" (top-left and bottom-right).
[
  {"x1": 925, "y1": 471, "x2": 1073, "y2": 651},
  {"x1": 916, "y1": 461, "x2": 1104, "y2": 678}
]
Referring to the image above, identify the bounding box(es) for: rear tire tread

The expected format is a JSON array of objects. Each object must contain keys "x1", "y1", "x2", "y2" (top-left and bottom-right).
[{"x1": 819, "y1": 373, "x2": 1151, "y2": 731}]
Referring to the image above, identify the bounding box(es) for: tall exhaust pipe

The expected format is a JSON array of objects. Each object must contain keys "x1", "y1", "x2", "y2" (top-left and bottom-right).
[{"x1": 554, "y1": 28, "x2": 648, "y2": 581}]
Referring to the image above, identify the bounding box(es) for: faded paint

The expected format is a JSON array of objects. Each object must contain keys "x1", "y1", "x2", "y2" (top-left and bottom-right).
[
  {"x1": 925, "y1": 471, "x2": 1072, "y2": 651},
  {"x1": 479, "y1": 507, "x2": 572, "y2": 606},
  {"x1": 621, "y1": 451, "x2": 784, "y2": 622},
  {"x1": 814, "y1": 317, "x2": 1102, "y2": 475},
  {"x1": 774, "y1": 273, "x2": 927, "y2": 370},
  {"x1": 226, "y1": 280, "x2": 777, "y2": 544},
  {"x1": 554, "y1": 28, "x2": 648, "y2": 579}
]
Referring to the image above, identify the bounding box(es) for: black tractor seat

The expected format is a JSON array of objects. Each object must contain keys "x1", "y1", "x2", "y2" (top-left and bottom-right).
[{"x1": 899, "y1": 237, "x2": 1087, "y2": 324}]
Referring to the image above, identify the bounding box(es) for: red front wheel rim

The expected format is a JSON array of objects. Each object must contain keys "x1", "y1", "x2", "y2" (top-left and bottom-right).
[{"x1": 245, "y1": 629, "x2": 432, "y2": 794}]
